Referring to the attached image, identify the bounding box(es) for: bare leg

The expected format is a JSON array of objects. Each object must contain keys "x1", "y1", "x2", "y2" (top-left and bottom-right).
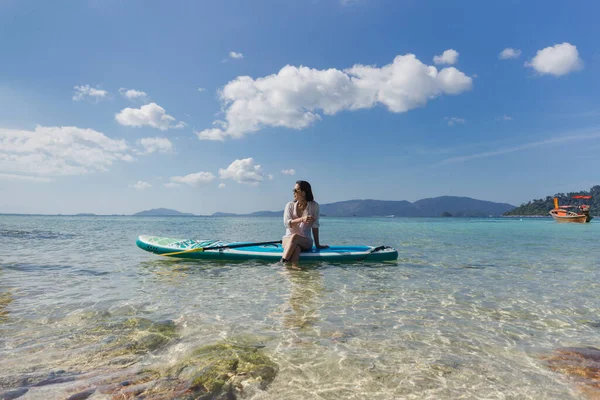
[
  {"x1": 291, "y1": 245, "x2": 301, "y2": 262},
  {"x1": 282, "y1": 234, "x2": 313, "y2": 262},
  {"x1": 282, "y1": 234, "x2": 299, "y2": 260},
  {"x1": 286, "y1": 245, "x2": 302, "y2": 269}
]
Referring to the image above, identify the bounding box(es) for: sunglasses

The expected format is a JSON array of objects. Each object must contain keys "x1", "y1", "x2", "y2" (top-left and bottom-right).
[{"x1": 293, "y1": 189, "x2": 301, "y2": 193}]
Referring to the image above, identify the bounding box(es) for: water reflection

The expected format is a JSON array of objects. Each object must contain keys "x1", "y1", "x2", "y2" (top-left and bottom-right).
[
  {"x1": 138, "y1": 259, "x2": 197, "y2": 282},
  {"x1": 280, "y1": 267, "x2": 325, "y2": 332},
  {"x1": 0, "y1": 288, "x2": 13, "y2": 323},
  {"x1": 138, "y1": 259, "x2": 232, "y2": 282}
]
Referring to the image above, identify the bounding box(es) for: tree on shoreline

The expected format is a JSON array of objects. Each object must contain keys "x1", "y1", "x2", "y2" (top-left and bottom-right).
[{"x1": 504, "y1": 185, "x2": 600, "y2": 216}]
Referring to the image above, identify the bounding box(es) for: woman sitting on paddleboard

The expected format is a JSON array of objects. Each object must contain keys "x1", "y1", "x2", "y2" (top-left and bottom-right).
[{"x1": 281, "y1": 180, "x2": 328, "y2": 263}]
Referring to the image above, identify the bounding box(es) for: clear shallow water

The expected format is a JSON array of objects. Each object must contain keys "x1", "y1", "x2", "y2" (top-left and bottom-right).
[{"x1": 1, "y1": 215, "x2": 599, "y2": 399}]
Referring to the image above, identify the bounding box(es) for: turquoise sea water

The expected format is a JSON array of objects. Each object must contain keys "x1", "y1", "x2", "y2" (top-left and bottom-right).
[{"x1": 1, "y1": 215, "x2": 599, "y2": 399}]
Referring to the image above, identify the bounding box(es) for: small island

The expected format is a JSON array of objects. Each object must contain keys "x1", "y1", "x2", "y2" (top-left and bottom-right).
[{"x1": 133, "y1": 208, "x2": 195, "y2": 217}]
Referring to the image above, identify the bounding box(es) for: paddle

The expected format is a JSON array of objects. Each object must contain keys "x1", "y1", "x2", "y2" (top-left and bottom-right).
[
  {"x1": 356, "y1": 245, "x2": 391, "y2": 261},
  {"x1": 160, "y1": 240, "x2": 283, "y2": 257}
]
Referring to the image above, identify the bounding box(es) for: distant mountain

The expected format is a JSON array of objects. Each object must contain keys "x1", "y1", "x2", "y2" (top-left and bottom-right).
[
  {"x1": 211, "y1": 196, "x2": 515, "y2": 218},
  {"x1": 212, "y1": 211, "x2": 281, "y2": 217},
  {"x1": 319, "y1": 197, "x2": 514, "y2": 217},
  {"x1": 248, "y1": 211, "x2": 282, "y2": 217},
  {"x1": 413, "y1": 196, "x2": 515, "y2": 217},
  {"x1": 320, "y1": 199, "x2": 414, "y2": 217},
  {"x1": 212, "y1": 212, "x2": 238, "y2": 217},
  {"x1": 504, "y1": 185, "x2": 599, "y2": 216},
  {"x1": 133, "y1": 208, "x2": 194, "y2": 216}
]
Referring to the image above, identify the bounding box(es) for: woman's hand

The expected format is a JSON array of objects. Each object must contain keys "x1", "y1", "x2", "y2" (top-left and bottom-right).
[
  {"x1": 316, "y1": 244, "x2": 329, "y2": 249},
  {"x1": 301, "y1": 215, "x2": 314, "y2": 224}
]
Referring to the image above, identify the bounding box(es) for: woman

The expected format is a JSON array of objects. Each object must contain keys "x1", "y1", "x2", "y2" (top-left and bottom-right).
[{"x1": 281, "y1": 180, "x2": 328, "y2": 264}]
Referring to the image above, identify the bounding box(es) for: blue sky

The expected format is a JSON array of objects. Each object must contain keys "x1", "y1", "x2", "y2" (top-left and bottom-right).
[{"x1": 1, "y1": 0, "x2": 599, "y2": 215}]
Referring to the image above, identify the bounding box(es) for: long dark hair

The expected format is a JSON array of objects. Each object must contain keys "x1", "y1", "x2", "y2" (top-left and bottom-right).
[{"x1": 297, "y1": 180, "x2": 314, "y2": 202}]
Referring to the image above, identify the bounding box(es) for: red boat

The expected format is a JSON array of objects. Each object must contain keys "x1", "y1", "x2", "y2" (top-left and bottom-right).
[{"x1": 549, "y1": 196, "x2": 593, "y2": 223}]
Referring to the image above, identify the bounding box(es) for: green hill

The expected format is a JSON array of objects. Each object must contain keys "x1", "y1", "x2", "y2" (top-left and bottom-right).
[{"x1": 504, "y1": 185, "x2": 600, "y2": 216}]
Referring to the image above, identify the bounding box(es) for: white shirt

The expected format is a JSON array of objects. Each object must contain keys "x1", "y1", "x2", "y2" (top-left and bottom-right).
[{"x1": 283, "y1": 201, "x2": 321, "y2": 239}]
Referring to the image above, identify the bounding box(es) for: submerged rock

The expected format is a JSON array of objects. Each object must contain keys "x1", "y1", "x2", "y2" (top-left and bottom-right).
[
  {"x1": 0, "y1": 387, "x2": 28, "y2": 400},
  {"x1": 0, "y1": 370, "x2": 80, "y2": 390},
  {"x1": 543, "y1": 346, "x2": 600, "y2": 396},
  {"x1": 65, "y1": 388, "x2": 95, "y2": 400},
  {"x1": 172, "y1": 342, "x2": 278, "y2": 399},
  {"x1": 100, "y1": 339, "x2": 278, "y2": 399},
  {"x1": 24, "y1": 337, "x2": 281, "y2": 399},
  {"x1": 86, "y1": 317, "x2": 178, "y2": 361},
  {"x1": 1, "y1": 324, "x2": 276, "y2": 400}
]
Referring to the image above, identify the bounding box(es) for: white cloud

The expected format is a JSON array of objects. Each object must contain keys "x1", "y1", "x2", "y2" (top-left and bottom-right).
[
  {"x1": 137, "y1": 137, "x2": 173, "y2": 154},
  {"x1": 525, "y1": 42, "x2": 583, "y2": 76},
  {"x1": 0, "y1": 125, "x2": 131, "y2": 179},
  {"x1": 445, "y1": 117, "x2": 465, "y2": 126},
  {"x1": 72, "y1": 85, "x2": 108, "y2": 101},
  {"x1": 219, "y1": 158, "x2": 265, "y2": 185},
  {"x1": 281, "y1": 169, "x2": 296, "y2": 175},
  {"x1": 229, "y1": 51, "x2": 244, "y2": 59},
  {"x1": 433, "y1": 49, "x2": 459, "y2": 65},
  {"x1": 267, "y1": 174, "x2": 274, "y2": 180},
  {"x1": 498, "y1": 115, "x2": 513, "y2": 121},
  {"x1": 169, "y1": 172, "x2": 216, "y2": 187},
  {"x1": 132, "y1": 181, "x2": 152, "y2": 190},
  {"x1": 164, "y1": 182, "x2": 180, "y2": 188},
  {"x1": 115, "y1": 103, "x2": 185, "y2": 130},
  {"x1": 198, "y1": 87, "x2": 206, "y2": 92},
  {"x1": 196, "y1": 54, "x2": 472, "y2": 141},
  {"x1": 119, "y1": 88, "x2": 148, "y2": 100},
  {"x1": 218, "y1": 183, "x2": 226, "y2": 189},
  {"x1": 196, "y1": 128, "x2": 226, "y2": 141},
  {"x1": 498, "y1": 48, "x2": 521, "y2": 60}
]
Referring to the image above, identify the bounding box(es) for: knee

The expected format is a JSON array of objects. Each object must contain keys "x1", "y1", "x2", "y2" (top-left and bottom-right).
[{"x1": 290, "y1": 233, "x2": 300, "y2": 242}]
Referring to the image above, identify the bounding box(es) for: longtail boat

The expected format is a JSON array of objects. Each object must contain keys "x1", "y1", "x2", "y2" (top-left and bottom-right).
[{"x1": 549, "y1": 196, "x2": 593, "y2": 223}]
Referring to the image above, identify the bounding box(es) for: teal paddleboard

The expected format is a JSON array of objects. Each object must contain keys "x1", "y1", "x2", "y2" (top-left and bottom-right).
[{"x1": 136, "y1": 235, "x2": 398, "y2": 262}]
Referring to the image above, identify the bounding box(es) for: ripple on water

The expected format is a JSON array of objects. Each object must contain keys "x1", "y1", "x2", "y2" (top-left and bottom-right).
[{"x1": 0, "y1": 229, "x2": 76, "y2": 240}]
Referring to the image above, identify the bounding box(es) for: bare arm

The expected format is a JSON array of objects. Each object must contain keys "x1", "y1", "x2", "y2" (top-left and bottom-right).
[
  {"x1": 283, "y1": 202, "x2": 294, "y2": 228},
  {"x1": 312, "y1": 228, "x2": 328, "y2": 248},
  {"x1": 285, "y1": 202, "x2": 316, "y2": 227},
  {"x1": 312, "y1": 228, "x2": 321, "y2": 246},
  {"x1": 311, "y1": 202, "x2": 327, "y2": 248}
]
